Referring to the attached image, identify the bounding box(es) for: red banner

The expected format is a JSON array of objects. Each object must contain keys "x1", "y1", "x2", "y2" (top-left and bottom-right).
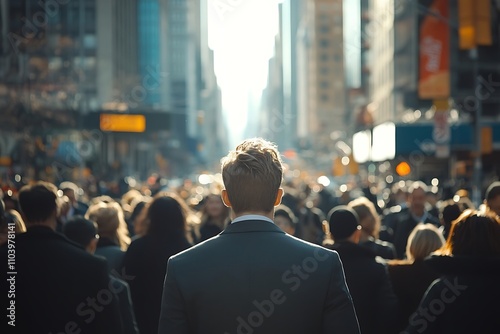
[{"x1": 418, "y1": 0, "x2": 450, "y2": 99}]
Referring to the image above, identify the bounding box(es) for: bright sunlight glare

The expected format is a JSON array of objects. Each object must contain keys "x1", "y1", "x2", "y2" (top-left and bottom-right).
[{"x1": 207, "y1": 0, "x2": 281, "y2": 148}]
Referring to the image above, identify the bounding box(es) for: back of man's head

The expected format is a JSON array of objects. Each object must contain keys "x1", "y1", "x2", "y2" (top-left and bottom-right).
[
  {"x1": 18, "y1": 181, "x2": 58, "y2": 228},
  {"x1": 62, "y1": 216, "x2": 98, "y2": 250},
  {"x1": 327, "y1": 205, "x2": 361, "y2": 242},
  {"x1": 221, "y1": 138, "x2": 283, "y2": 214}
]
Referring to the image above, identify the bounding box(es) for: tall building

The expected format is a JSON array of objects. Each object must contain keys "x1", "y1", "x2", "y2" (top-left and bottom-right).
[
  {"x1": 279, "y1": 0, "x2": 301, "y2": 151},
  {"x1": 296, "y1": 0, "x2": 347, "y2": 157},
  {"x1": 98, "y1": 0, "x2": 139, "y2": 109},
  {"x1": 355, "y1": 0, "x2": 500, "y2": 195},
  {"x1": 0, "y1": 0, "x2": 221, "y2": 179},
  {"x1": 197, "y1": 0, "x2": 226, "y2": 170}
]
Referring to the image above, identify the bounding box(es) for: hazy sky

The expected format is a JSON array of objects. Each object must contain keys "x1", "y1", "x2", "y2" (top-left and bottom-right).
[{"x1": 207, "y1": 0, "x2": 281, "y2": 148}]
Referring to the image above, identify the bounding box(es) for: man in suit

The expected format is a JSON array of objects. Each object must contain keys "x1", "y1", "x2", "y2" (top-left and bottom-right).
[
  {"x1": 0, "y1": 181, "x2": 122, "y2": 334},
  {"x1": 382, "y1": 181, "x2": 440, "y2": 259},
  {"x1": 158, "y1": 138, "x2": 360, "y2": 334}
]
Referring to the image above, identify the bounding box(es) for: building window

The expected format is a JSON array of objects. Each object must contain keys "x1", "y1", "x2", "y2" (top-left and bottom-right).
[{"x1": 319, "y1": 25, "x2": 330, "y2": 33}]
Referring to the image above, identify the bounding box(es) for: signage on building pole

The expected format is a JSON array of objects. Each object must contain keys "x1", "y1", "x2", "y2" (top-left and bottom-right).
[{"x1": 418, "y1": 0, "x2": 450, "y2": 99}]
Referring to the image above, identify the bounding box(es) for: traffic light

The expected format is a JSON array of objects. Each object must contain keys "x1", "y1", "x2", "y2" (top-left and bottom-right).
[{"x1": 458, "y1": 0, "x2": 492, "y2": 49}]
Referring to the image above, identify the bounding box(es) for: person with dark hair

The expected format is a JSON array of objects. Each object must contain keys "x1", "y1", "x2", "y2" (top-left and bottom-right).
[
  {"x1": 129, "y1": 196, "x2": 150, "y2": 240},
  {"x1": 323, "y1": 205, "x2": 398, "y2": 334},
  {"x1": 62, "y1": 216, "x2": 139, "y2": 334},
  {"x1": 0, "y1": 181, "x2": 122, "y2": 333},
  {"x1": 123, "y1": 192, "x2": 193, "y2": 334},
  {"x1": 438, "y1": 199, "x2": 465, "y2": 239},
  {"x1": 274, "y1": 204, "x2": 298, "y2": 235},
  {"x1": 158, "y1": 138, "x2": 360, "y2": 334},
  {"x1": 382, "y1": 181, "x2": 441, "y2": 259},
  {"x1": 484, "y1": 181, "x2": 500, "y2": 216},
  {"x1": 281, "y1": 183, "x2": 325, "y2": 244},
  {"x1": 405, "y1": 210, "x2": 500, "y2": 333}
]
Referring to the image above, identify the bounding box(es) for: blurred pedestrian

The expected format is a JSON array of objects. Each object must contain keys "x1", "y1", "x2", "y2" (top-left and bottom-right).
[
  {"x1": 273, "y1": 204, "x2": 298, "y2": 235},
  {"x1": 197, "y1": 192, "x2": 230, "y2": 242},
  {"x1": 123, "y1": 192, "x2": 193, "y2": 334},
  {"x1": 387, "y1": 223, "x2": 445, "y2": 332},
  {"x1": 404, "y1": 210, "x2": 500, "y2": 333},
  {"x1": 62, "y1": 216, "x2": 139, "y2": 334},
  {"x1": 324, "y1": 205, "x2": 398, "y2": 334},
  {"x1": 0, "y1": 181, "x2": 122, "y2": 333},
  {"x1": 348, "y1": 196, "x2": 397, "y2": 260},
  {"x1": 484, "y1": 181, "x2": 500, "y2": 216},
  {"x1": 382, "y1": 181, "x2": 440, "y2": 259},
  {"x1": 86, "y1": 200, "x2": 130, "y2": 273}
]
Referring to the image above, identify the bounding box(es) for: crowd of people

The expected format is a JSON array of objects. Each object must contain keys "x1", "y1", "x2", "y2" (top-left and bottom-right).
[{"x1": 1, "y1": 139, "x2": 500, "y2": 333}]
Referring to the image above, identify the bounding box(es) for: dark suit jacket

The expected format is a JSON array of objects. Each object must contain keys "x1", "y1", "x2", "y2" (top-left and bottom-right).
[
  {"x1": 0, "y1": 226, "x2": 122, "y2": 334},
  {"x1": 158, "y1": 219, "x2": 360, "y2": 334}
]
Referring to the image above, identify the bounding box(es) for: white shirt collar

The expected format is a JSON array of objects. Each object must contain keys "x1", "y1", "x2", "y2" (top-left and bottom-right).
[{"x1": 231, "y1": 214, "x2": 274, "y2": 224}]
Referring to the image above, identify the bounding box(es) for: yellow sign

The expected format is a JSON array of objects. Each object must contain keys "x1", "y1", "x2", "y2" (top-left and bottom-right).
[{"x1": 100, "y1": 114, "x2": 146, "y2": 133}]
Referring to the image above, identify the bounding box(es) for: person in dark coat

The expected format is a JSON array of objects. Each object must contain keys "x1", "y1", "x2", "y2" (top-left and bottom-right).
[
  {"x1": 62, "y1": 216, "x2": 139, "y2": 334},
  {"x1": 158, "y1": 138, "x2": 360, "y2": 334},
  {"x1": 0, "y1": 181, "x2": 122, "y2": 334},
  {"x1": 323, "y1": 205, "x2": 399, "y2": 334},
  {"x1": 123, "y1": 192, "x2": 193, "y2": 334},
  {"x1": 405, "y1": 210, "x2": 500, "y2": 333},
  {"x1": 382, "y1": 181, "x2": 440, "y2": 259},
  {"x1": 387, "y1": 223, "x2": 445, "y2": 333}
]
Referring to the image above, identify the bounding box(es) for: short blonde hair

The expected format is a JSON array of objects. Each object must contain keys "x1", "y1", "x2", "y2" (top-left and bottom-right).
[
  {"x1": 85, "y1": 201, "x2": 130, "y2": 251},
  {"x1": 221, "y1": 138, "x2": 283, "y2": 213},
  {"x1": 406, "y1": 224, "x2": 445, "y2": 261}
]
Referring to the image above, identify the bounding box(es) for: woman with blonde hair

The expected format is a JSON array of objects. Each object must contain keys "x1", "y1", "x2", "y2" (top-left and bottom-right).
[
  {"x1": 387, "y1": 223, "x2": 445, "y2": 332},
  {"x1": 85, "y1": 200, "x2": 130, "y2": 273},
  {"x1": 348, "y1": 196, "x2": 397, "y2": 259}
]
